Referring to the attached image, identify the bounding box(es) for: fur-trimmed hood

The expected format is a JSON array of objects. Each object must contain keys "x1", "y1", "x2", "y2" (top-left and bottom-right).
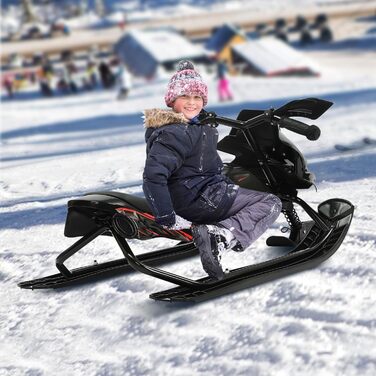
[{"x1": 143, "y1": 109, "x2": 188, "y2": 129}]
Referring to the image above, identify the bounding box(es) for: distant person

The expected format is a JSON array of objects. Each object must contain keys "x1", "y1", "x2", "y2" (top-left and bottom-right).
[
  {"x1": 300, "y1": 28, "x2": 313, "y2": 45},
  {"x1": 65, "y1": 61, "x2": 79, "y2": 93},
  {"x1": 3, "y1": 75, "x2": 14, "y2": 98},
  {"x1": 9, "y1": 53, "x2": 23, "y2": 69},
  {"x1": 88, "y1": 46, "x2": 98, "y2": 65},
  {"x1": 56, "y1": 70, "x2": 70, "y2": 94},
  {"x1": 38, "y1": 71, "x2": 53, "y2": 97},
  {"x1": 63, "y1": 24, "x2": 70, "y2": 36},
  {"x1": 118, "y1": 13, "x2": 127, "y2": 31},
  {"x1": 216, "y1": 60, "x2": 233, "y2": 102},
  {"x1": 98, "y1": 61, "x2": 115, "y2": 89},
  {"x1": 86, "y1": 61, "x2": 98, "y2": 88},
  {"x1": 41, "y1": 56, "x2": 54, "y2": 77},
  {"x1": 13, "y1": 73, "x2": 28, "y2": 92},
  {"x1": 29, "y1": 72, "x2": 37, "y2": 85},
  {"x1": 116, "y1": 64, "x2": 132, "y2": 100},
  {"x1": 81, "y1": 77, "x2": 93, "y2": 91},
  {"x1": 319, "y1": 26, "x2": 333, "y2": 43}
]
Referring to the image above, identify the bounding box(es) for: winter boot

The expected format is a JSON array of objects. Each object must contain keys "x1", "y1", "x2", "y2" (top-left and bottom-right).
[{"x1": 192, "y1": 224, "x2": 242, "y2": 280}]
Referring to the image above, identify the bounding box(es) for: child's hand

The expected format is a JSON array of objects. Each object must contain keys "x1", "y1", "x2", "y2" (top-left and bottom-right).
[{"x1": 163, "y1": 215, "x2": 192, "y2": 230}]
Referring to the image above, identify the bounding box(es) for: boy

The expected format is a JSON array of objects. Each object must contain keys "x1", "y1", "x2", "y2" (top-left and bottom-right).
[{"x1": 143, "y1": 60, "x2": 281, "y2": 280}]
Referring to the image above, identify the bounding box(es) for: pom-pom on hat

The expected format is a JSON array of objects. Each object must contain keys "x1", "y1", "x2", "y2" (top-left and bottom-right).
[{"x1": 165, "y1": 60, "x2": 208, "y2": 107}]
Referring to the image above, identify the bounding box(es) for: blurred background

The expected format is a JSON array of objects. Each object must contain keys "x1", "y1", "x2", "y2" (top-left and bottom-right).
[{"x1": 1, "y1": 0, "x2": 376, "y2": 100}]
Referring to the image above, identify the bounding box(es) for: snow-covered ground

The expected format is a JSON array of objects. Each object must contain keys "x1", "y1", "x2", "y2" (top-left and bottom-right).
[{"x1": 1, "y1": 45, "x2": 376, "y2": 375}]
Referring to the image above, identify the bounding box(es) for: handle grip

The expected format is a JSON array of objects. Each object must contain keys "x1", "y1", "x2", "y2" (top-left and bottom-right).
[{"x1": 279, "y1": 117, "x2": 321, "y2": 141}]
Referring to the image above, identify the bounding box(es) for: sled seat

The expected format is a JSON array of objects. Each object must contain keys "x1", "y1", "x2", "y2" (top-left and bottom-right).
[
  {"x1": 68, "y1": 191, "x2": 151, "y2": 213},
  {"x1": 65, "y1": 191, "x2": 152, "y2": 238}
]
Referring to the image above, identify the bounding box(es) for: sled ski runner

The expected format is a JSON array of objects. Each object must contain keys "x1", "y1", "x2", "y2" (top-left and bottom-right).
[
  {"x1": 151, "y1": 199, "x2": 353, "y2": 302},
  {"x1": 18, "y1": 98, "x2": 354, "y2": 302},
  {"x1": 18, "y1": 240, "x2": 198, "y2": 290},
  {"x1": 18, "y1": 191, "x2": 198, "y2": 290}
]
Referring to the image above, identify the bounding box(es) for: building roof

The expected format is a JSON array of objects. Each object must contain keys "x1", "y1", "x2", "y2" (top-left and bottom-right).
[
  {"x1": 231, "y1": 37, "x2": 319, "y2": 76},
  {"x1": 115, "y1": 28, "x2": 206, "y2": 76}
]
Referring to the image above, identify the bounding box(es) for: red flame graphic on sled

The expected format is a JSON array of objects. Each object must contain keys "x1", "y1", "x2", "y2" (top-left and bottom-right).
[{"x1": 115, "y1": 207, "x2": 193, "y2": 242}]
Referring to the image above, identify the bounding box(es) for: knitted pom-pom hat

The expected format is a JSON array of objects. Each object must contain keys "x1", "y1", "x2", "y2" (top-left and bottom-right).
[{"x1": 165, "y1": 60, "x2": 208, "y2": 107}]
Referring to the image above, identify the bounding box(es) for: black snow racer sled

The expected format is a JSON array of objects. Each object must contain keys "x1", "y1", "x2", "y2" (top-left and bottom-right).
[{"x1": 19, "y1": 98, "x2": 354, "y2": 302}]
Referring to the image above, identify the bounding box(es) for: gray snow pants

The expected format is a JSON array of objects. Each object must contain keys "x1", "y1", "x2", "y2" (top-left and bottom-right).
[{"x1": 218, "y1": 187, "x2": 282, "y2": 250}]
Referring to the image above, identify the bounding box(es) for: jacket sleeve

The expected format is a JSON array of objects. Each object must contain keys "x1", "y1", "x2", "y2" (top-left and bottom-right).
[{"x1": 142, "y1": 126, "x2": 193, "y2": 226}]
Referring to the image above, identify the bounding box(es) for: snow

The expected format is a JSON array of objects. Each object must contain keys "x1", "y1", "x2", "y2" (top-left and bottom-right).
[{"x1": 1, "y1": 33, "x2": 376, "y2": 376}]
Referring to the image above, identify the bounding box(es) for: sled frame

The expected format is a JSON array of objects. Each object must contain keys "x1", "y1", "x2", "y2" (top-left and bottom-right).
[{"x1": 54, "y1": 196, "x2": 336, "y2": 291}]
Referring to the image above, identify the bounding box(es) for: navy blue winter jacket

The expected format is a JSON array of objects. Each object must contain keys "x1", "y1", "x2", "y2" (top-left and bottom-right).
[{"x1": 142, "y1": 109, "x2": 238, "y2": 227}]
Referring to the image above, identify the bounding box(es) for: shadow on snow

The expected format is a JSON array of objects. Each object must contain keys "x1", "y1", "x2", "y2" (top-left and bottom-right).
[
  {"x1": 2, "y1": 113, "x2": 143, "y2": 140},
  {"x1": 310, "y1": 151, "x2": 376, "y2": 183}
]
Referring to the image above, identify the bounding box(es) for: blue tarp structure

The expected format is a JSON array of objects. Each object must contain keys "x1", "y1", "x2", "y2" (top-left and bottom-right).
[
  {"x1": 205, "y1": 24, "x2": 244, "y2": 53},
  {"x1": 115, "y1": 32, "x2": 156, "y2": 77}
]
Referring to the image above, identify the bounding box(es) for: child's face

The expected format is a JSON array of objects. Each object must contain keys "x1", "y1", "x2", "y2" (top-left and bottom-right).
[{"x1": 173, "y1": 94, "x2": 204, "y2": 120}]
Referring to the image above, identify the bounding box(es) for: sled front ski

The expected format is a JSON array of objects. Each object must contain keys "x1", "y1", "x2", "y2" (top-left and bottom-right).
[{"x1": 150, "y1": 201, "x2": 353, "y2": 302}]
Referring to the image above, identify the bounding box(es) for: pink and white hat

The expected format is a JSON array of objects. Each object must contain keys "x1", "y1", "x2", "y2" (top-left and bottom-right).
[{"x1": 165, "y1": 60, "x2": 208, "y2": 107}]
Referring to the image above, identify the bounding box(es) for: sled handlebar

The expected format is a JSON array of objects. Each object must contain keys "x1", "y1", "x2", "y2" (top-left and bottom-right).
[
  {"x1": 198, "y1": 110, "x2": 321, "y2": 140},
  {"x1": 278, "y1": 117, "x2": 321, "y2": 141},
  {"x1": 199, "y1": 111, "x2": 264, "y2": 130}
]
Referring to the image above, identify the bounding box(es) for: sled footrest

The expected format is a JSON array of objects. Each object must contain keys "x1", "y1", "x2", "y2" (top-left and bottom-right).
[{"x1": 266, "y1": 236, "x2": 296, "y2": 247}]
